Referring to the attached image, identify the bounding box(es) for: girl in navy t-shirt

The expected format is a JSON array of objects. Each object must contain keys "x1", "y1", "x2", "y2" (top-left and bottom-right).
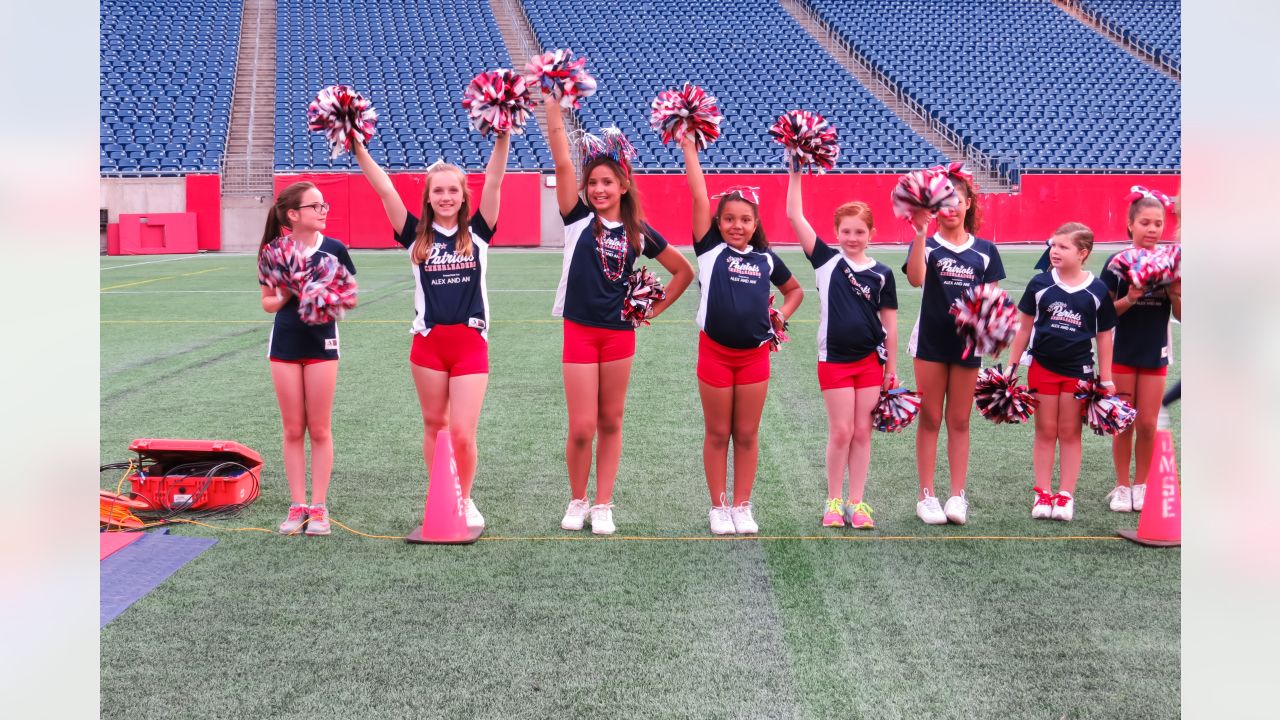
[
  {"x1": 682, "y1": 137, "x2": 803, "y2": 535},
  {"x1": 353, "y1": 131, "x2": 509, "y2": 531},
  {"x1": 1008, "y1": 223, "x2": 1117, "y2": 522},
  {"x1": 1101, "y1": 192, "x2": 1181, "y2": 513},
  {"x1": 258, "y1": 181, "x2": 357, "y2": 536},
  {"x1": 903, "y1": 166, "x2": 1005, "y2": 526},
  {"x1": 542, "y1": 95, "x2": 694, "y2": 535},
  {"x1": 787, "y1": 166, "x2": 897, "y2": 531}
]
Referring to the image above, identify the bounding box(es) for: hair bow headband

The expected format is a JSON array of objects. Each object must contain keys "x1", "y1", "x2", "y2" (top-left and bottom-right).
[
  {"x1": 1125, "y1": 185, "x2": 1175, "y2": 212},
  {"x1": 710, "y1": 185, "x2": 761, "y2": 204},
  {"x1": 569, "y1": 127, "x2": 638, "y2": 175},
  {"x1": 929, "y1": 162, "x2": 973, "y2": 186}
]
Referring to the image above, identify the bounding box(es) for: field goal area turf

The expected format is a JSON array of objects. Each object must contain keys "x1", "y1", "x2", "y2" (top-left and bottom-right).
[{"x1": 101, "y1": 246, "x2": 1180, "y2": 719}]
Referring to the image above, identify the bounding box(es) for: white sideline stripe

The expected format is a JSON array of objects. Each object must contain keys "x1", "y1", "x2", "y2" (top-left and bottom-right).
[{"x1": 101, "y1": 254, "x2": 208, "y2": 270}]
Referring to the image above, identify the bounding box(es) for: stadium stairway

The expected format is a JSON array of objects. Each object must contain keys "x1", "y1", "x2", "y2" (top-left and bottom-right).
[
  {"x1": 780, "y1": 0, "x2": 1010, "y2": 191},
  {"x1": 1051, "y1": 0, "x2": 1180, "y2": 81},
  {"x1": 221, "y1": 0, "x2": 277, "y2": 252}
]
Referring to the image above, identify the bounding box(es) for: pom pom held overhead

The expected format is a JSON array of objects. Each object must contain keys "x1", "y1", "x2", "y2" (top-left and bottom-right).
[
  {"x1": 461, "y1": 69, "x2": 534, "y2": 136},
  {"x1": 649, "y1": 83, "x2": 723, "y2": 151},
  {"x1": 307, "y1": 85, "x2": 378, "y2": 159}
]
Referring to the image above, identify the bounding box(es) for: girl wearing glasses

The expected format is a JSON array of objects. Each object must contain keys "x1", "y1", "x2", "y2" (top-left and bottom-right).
[
  {"x1": 786, "y1": 167, "x2": 898, "y2": 530},
  {"x1": 542, "y1": 99, "x2": 694, "y2": 535},
  {"x1": 352, "y1": 131, "x2": 508, "y2": 531},
  {"x1": 259, "y1": 181, "x2": 358, "y2": 536},
  {"x1": 903, "y1": 164, "x2": 1005, "y2": 526},
  {"x1": 681, "y1": 137, "x2": 803, "y2": 535}
]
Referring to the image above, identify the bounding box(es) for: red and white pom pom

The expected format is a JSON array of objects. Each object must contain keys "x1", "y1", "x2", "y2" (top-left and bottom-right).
[
  {"x1": 649, "y1": 83, "x2": 723, "y2": 151},
  {"x1": 949, "y1": 284, "x2": 1020, "y2": 359},
  {"x1": 524, "y1": 49, "x2": 598, "y2": 110},
  {"x1": 257, "y1": 236, "x2": 309, "y2": 294},
  {"x1": 621, "y1": 266, "x2": 667, "y2": 328},
  {"x1": 1075, "y1": 378, "x2": 1137, "y2": 436},
  {"x1": 974, "y1": 365, "x2": 1039, "y2": 424},
  {"x1": 297, "y1": 255, "x2": 358, "y2": 326},
  {"x1": 891, "y1": 168, "x2": 960, "y2": 220},
  {"x1": 1108, "y1": 245, "x2": 1181, "y2": 289},
  {"x1": 307, "y1": 85, "x2": 377, "y2": 159},
  {"x1": 873, "y1": 376, "x2": 923, "y2": 433},
  {"x1": 462, "y1": 69, "x2": 533, "y2": 136},
  {"x1": 767, "y1": 294, "x2": 790, "y2": 351},
  {"x1": 768, "y1": 109, "x2": 839, "y2": 174}
]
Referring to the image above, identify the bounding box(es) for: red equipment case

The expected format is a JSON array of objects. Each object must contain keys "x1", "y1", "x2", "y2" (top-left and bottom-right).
[{"x1": 127, "y1": 438, "x2": 263, "y2": 511}]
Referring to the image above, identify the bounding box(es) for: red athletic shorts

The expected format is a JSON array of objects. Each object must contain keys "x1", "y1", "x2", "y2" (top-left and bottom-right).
[
  {"x1": 818, "y1": 353, "x2": 884, "y2": 390},
  {"x1": 1113, "y1": 363, "x2": 1168, "y2": 377},
  {"x1": 410, "y1": 324, "x2": 489, "y2": 376},
  {"x1": 1028, "y1": 361, "x2": 1081, "y2": 396},
  {"x1": 562, "y1": 319, "x2": 636, "y2": 364},
  {"x1": 270, "y1": 357, "x2": 333, "y2": 366},
  {"x1": 697, "y1": 331, "x2": 770, "y2": 388}
]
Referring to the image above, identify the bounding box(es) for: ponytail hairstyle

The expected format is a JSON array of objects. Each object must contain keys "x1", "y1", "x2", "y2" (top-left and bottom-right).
[
  {"x1": 1052, "y1": 221, "x2": 1094, "y2": 260},
  {"x1": 833, "y1": 201, "x2": 875, "y2": 233},
  {"x1": 946, "y1": 170, "x2": 982, "y2": 234},
  {"x1": 581, "y1": 156, "x2": 646, "y2": 254},
  {"x1": 713, "y1": 189, "x2": 769, "y2": 251},
  {"x1": 259, "y1": 181, "x2": 316, "y2": 255},
  {"x1": 413, "y1": 163, "x2": 473, "y2": 265}
]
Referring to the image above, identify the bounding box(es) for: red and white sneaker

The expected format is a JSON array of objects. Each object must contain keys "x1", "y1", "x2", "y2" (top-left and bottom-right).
[
  {"x1": 1050, "y1": 492, "x2": 1075, "y2": 522},
  {"x1": 304, "y1": 504, "x2": 331, "y2": 536},
  {"x1": 278, "y1": 504, "x2": 307, "y2": 535},
  {"x1": 1031, "y1": 488, "x2": 1054, "y2": 520}
]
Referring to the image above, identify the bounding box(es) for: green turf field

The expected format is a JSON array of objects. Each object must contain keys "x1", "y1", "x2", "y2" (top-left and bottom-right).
[{"x1": 101, "y1": 246, "x2": 1180, "y2": 719}]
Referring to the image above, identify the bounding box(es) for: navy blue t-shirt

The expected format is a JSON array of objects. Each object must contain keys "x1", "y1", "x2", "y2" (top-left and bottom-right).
[
  {"x1": 1018, "y1": 269, "x2": 1117, "y2": 379},
  {"x1": 264, "y1": 236, "x2": 357, "y2": 361},
  {"x1": 1101, "y1": 251, "x2": 1173, "y2": 368},
  {"x1": 694, "y1": 223, "x2": 793, "y2": 349},
  {"x1": 554, "y1": 199, "x2": 668, "y2": 330},
  {"x1": 808, "y1": 237, "x2": 897, "y2": 363},
  {"x1": 904, "y1": 234, "x2": 1006, "y2": 367},
  {"x1": 395, "y1": 212, "x2": 495, "y2": 339}
]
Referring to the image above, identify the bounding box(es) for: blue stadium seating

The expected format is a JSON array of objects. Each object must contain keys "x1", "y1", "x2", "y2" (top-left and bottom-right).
[
  {"x1": 1078, "y1": 0, "x2": 1181, "y2": 70},
  {"x1": 100, "y1": 0, "x2": 241, "y2": 173},
  {"x1": 521, "y1": 0, "x2": 948, "y2": 170},
  {"x1": 801, "y1": 0, "x2": 1180, "y2": 172},
  {"x1": 274, "y1": 0, "x2": 550, "y2": 171}
]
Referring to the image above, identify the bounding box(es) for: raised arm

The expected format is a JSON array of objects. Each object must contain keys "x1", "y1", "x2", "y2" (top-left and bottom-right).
[
  {"x1": 786, "y1": 164, "x2": 817, "y2": 255},
  {"x1": 682, "y1": 137, "x2": 712, "y2": 240},
  {"x1": 544, "y1": 100, "x2": 579, "y2": 216},
  {"x1": 352, "y1": 136, "x2": 408, "y2": 234},
  {"x1": 905, "y1": 210, "x2": 930, "y2": 288},
  {"x1": 478, "y1": 131, "x2": 510, "y2": 229}
]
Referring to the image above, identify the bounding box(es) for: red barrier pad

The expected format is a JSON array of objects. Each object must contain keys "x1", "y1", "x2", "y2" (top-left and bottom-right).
[
  {"x1": 185, "y1": 174, "x2": 221, "y2": 251},
  {"x1": 100, "y1": 532, "x2": 143, "y2": 560},
  {"x1": 106, "y1": 222, "x2": 121, "y2": 255},
  {"x1": 117, "y1": 213, "x2": 198, "y2": 255}
]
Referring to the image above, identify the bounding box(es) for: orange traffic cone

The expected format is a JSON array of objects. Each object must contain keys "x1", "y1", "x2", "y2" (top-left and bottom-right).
[
  {"x1": 406, "y1": 429, "x2": 483, "y2": 544},
  {"x1": 1118, "y1": 428, "x2": 1181, "y2": 547}
]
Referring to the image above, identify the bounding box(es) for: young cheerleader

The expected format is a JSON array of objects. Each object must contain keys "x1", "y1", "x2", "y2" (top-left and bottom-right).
[
  {"x1": 1007, "y1": 223, "x2": 1117, "y2": 521},
  {"x1": 904, "y1": 165, "x2": 1005, "y2": 525},
  {"x1": 352, "y1": 130, "x2": 508, "y2": 529},
  {"x1": 1102, "y1": 193, "x2": 1181, "y2": 512},
  {"x1": 259, "y1": 182, "x2": 357, "y2": 536},
  {"x1": 786, "y1": 166, "x2": 897, "y2": 529},
  {"x1": 683, "y1": 138, "x2": 803, "y2": 535},
  {"x1": 543, "y1": 97, "x2": 694, "y2": 535}
]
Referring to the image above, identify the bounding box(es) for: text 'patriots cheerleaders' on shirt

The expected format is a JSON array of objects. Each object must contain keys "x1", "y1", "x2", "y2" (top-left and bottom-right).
[
  {"x1": 726, "y1": 255, "x2": 763, "y2": 283},
  {"x1": 425, "y1": 241, "x2": 479, "y2": 285},
  {"x1": 934, "y1": 256, "x2": 978, "y2": 287}
]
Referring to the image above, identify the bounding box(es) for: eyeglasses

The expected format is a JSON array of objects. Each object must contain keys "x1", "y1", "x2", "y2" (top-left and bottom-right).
[
  {"x1": 711, "y1": 185, "x2": 760, "y2": 205},
  {"x1": 298, "y1": 202, "x2": 331, "y2": 213}
]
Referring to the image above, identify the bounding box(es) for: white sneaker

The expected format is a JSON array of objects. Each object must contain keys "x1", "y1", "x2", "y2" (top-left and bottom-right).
[
  {"x1": 1132, "y1": 483, "x2": 1146, "y2": 511},
  {"x1": 1107, "y1": 485, "x2": 1133, "y2": 513},
  {"x1": 916, "y1": 491, "x2": 947, "y2": 525},
  {"x1": 1051, "y1": 493, "x2": 1075, "y2": 522},
  {"x1": 944, "y1": 493, "x2": 969, "y2": 525},
  {"x1": 1031, "y1": 488, "x2": 1054, "y2": 520},
  {"x1": 731, "y1": 503, "x2": 759, "y2": 534},
  {"x1": 463, "y1": 498, "x2": 485, "y2": 529},
  {"x1": 278, "y1": 504, "x2": 308, "y2": 535},
  {"x1": 589, "y1": 503, "x2": 616, "y2": 535},
  {"x1": 560, "y1": 498, "x2": 590, "y2": 530},
  {"x1": 708, "y1": 505, "x2": 735, "y2": 535}
]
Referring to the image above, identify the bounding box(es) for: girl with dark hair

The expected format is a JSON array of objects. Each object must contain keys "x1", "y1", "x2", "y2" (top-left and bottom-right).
[
  {"x1": 352, "y1": 129, "x2": 508, "y2": 531},
  {"x1": 1101, "y1": 192, "x2": 1181, "y2": 513},
  {"x1": 787, "y1": 165, "x2": 897, "y2": 530},
  {"x1": 683, "y1": 137, "x2": 803, "y2": 535},
  {"x1": 543, "y1": 97, "x2": 694, "y2": 535},
  {"x1": 259, "y1": 181, "x2": 357, "y2": 536},
  {"x1": 904, "y1": 164, "x2": 1005, "y2": 526}
]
